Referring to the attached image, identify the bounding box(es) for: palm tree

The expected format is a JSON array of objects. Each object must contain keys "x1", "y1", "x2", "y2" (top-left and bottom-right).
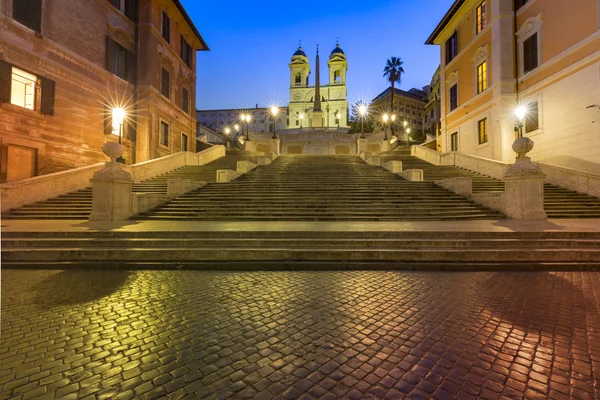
[{"x1": 383, "y1": 57, "x2": 404, "y2": 136}]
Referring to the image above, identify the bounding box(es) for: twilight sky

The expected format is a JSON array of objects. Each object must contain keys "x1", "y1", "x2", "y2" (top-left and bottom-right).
[{"x1": 181, "y1": 0, "x2": 455, "y2": 110}]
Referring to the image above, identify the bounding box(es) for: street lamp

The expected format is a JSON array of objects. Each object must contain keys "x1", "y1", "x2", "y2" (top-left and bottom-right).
[
  {"x1": 224, "y1": 127, "x2": 231, "y2": 150},
  {"x1": 234, "y1": 124, "x2": 240, "y2": 139},
  {"x1": 270, "y1": 105, "x2": 279, "y2": 139},
  {"x1": 299, "y1": 112, "x2": 304, "y2": 130},
  {"x1": 335, "y1": 111, "x2": 341, "y2": 129},
  {"x1": 391, "y1": 114, "x2": 397, "y2": 137},
  {"x1": 112, "y1": 107, "x2": 126, "y2": 163},
  {"x1": 515, "y1": 104, "x2": 527, "y2": 138},
  {"x1": 358, "y1": 103, "x2": 367, "y2": 138},
  {"x1": 382, "y1": 113, "x2": 389, "y2": 140},
  {"x1": 406, "y1": 127, "x2": 411, "y2": 144},
  {"x1": 241, "y1": 113, "x2": 251, "y2": 141},
  {"x1": 402, "y1": 120, "x2": 408, "y2": 145}
]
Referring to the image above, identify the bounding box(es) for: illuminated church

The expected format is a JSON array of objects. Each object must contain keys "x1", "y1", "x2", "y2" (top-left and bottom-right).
[{"x1": 287, "y1": 43, "x2": 348, "y2": 129}]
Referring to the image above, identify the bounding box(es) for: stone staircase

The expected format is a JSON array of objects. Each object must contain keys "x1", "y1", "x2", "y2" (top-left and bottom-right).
[
  {"x1": 1, "y1": 152, "x2": 259, "y2": 220},
  {"x1": 379, "y1": 147, "x2": 600, "y2": 218},
  {"x1": 3, "y1": 230, "x2": 600, "y2": 268},
  {"x1": 136, "y1": 155, "x2": 503, "y2": 221}
]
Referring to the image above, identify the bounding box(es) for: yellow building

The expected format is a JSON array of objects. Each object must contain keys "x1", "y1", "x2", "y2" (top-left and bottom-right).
[{"x1": 426, "y1": 0, "x2": 600, "y2": 166}]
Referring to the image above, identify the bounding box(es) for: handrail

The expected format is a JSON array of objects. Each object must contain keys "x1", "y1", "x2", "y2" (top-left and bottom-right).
[{"x1": 1, "y1": 146, "x2": 226, "y2": 212}]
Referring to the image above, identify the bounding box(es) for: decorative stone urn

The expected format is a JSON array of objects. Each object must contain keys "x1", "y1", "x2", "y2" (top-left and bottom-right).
[
  {"x1": 502, "y1": 137, "x2": 547, "y2": 220},
  {"x1": 88, "y1": 143, "x2": 133, "y2": 221}
]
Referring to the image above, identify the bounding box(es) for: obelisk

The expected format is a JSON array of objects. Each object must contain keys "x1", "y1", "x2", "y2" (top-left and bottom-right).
[{"x1": 312, "y1": 45, "x2": 323, "y2": 128}]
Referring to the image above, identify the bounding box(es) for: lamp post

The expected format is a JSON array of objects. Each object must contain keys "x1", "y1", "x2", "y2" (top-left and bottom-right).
[
  {"x1": 515, "y1": 104, "x2": 527, "y2": 138},
  {"x1": 112, "y1": 107, "x2": 126, "y2": 163},
  {"x1": 402, "y1": 120, "x2": 408, "y2": 145},
  {"x1": 241, "y1": 113, "x2": 251, "y2": 141},
  {"x1": 234, "y1": 124, "x2": 240, "y2": 139},
  {"x1": 391, "y1": 114, "x2": 397, "y2": 137},
  {"x1": 299, "y1": 112, "x2": 304, "y2": 130},
  {"x1": 382, "y1": 113, "x2": 389, "y2": 140},
  {"x1": 270, "y1": 105, "x2": 279, "y2": 139},
  {"x1": 358, "y1": 103, "x2": 367, "y2": 138},
  {"x1": 224, "y1": 127, "x2": 231, "y2": 150},
  {"x1": 335, "y1": 112, "x2": 341, "y2": 129}
]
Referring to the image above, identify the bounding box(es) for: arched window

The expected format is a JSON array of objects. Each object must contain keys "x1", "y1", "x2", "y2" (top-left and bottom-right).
[
  {"x1": 334, "y1": 70, "x2": 341, "y2": 83},
  {"x1": 295, "y1": 72, "x2": 301, "y2": 84}
]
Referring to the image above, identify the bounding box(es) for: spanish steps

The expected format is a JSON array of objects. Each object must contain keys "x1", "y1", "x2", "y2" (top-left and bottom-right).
[
  {"x1": 136, "y1": 154, "x2": 502, "y2": 220},
  {"x1": 3, "y1": 148, "x2": 600, "y2": 220}
]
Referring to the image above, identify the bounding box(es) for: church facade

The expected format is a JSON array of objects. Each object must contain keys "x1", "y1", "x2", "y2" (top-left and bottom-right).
[{"x1": 287, "y1": 44, "x2": 348, "y2": 129}]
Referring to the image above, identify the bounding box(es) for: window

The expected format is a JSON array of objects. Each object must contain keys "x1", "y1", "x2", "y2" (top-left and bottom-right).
[
  {"x1": 0, "y1": 61, "x2": 55, "y2": 115},
  {"x1": 525, "y1": 101, "x2": 539, "y2": 133},
  {"x1": 449, "y1": 84, "x2": 458, "y2": 111},
  {"x1": 477, "y1": 61, "x2": 487, "y2": 94},
  {"x1": 181, "y1": 133, "x2": 188, "y2": 151},
  {"x1": 295, "y1": 120, "x2": 299, "y2": 126},
  {"x1": 108, "y1": 0, "x2": 136, "y2": 19},
  {"x1": 13, "y1": 0, "x2": 42, "y2": 32},
  {"x1": 160, "y1": 121, "x2": 169, "y2": 147},
  {"x1": 334, "y1": 70, "x2": 341, "y2": 83},
  {"x1": 161, "y1": 68, "x2": 170, "y2": 98},
  {"x1": 105, "y1": 37, "x2": 134, "y2": 82},
  {"x1": 181, "y1": 36, "x2": 193, "y2": 68},
  {"x1": 295, "y1": 73, "x2": 301, "y2": 84},
  {"x1": 11, "y1": 67, "x2": 36, "y2": 110},
  {"x1": 450, "y1": 132, "x2": 458, "y2": 151},
  {"x1": 162, "y1": 11, "x2": 170, "y2": 43},
  {"x1": 478, "y1": 118, "x2": 488, "y2": 144},
  {"x1": 445, "y1": 32, "x2": 458, "y2": 64},
  {"x1": 182, "y1": 87, "x2": 189, "y2": 113},
  {"x1": 523, "y1": 33, "x2": 538, "y2": 74},
  {"x1": 476, "y1": 1, "x2": 487, "y2": 34}
]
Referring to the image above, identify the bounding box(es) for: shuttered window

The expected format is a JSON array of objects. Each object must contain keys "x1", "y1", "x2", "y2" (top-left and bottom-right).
[
  {"x1": 523, "y1": 33, "x2": 538, "y2": 74},
  {"x1": 182, "y1": 87, "x2": 189, "y2": 113},
  {"x1": 181, "y1": 36, "x2": 193, "y2": 68},
  {"x1": 0, "y1": 61, "x2": 55, "y2": 115},
  {"x1": 105, "y1": 37, "x2": 135, "y2": 83},
  {"x1": 162, "y1": 12, "x2": 170, "y2": 43},
  {"x1": 161, "y1": 68, "x2": 170, "y2": 98},
  {"x1": 160, "y1": 121, "x2": 169, "y2": 147},
  {"x1": 107, "y1": 0, "x2": 137, "y2": 21},
  {"x1": 13, "y1": 0, "x2": 42, "y2": 32},
  {"x1": 445, "y1": 32, "x2": 458, "y2": 64},
  {"x1": 478, "y1": 118, "x2": 488, "y2": 144},
  {"x1": 449, "y1": 84, "x2": 458, "y2": 111}
]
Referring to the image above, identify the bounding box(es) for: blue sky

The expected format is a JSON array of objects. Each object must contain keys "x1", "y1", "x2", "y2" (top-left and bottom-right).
[{"x1": 181, "y1": 0, "x2": 455, "y2": 110}]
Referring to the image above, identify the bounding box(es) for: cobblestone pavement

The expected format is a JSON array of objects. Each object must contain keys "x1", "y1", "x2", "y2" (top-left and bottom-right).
[{"x1": 2, "y1": 270, "x2": 600, "y2": 400}]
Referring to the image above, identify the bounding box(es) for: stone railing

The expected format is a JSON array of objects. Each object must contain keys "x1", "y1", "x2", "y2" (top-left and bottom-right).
[
  {"x1": 411, "y1": 146, "x2": 511, "y2": 179},
  {"x1": 413, "y1": 145, "x2": 600, "y2": 198},
  {"x1": 1, "y1": 145, "x2": 225, "y2": 212},
  {"x1": 1, "y1": 162, "x2": 105, "y2": 211},
  {"x1": 128, "y1": 145, "x2": 225, "y2": 182},
  {"x1": 540, "y1": 163, "x2": 600, "y2": 197}
]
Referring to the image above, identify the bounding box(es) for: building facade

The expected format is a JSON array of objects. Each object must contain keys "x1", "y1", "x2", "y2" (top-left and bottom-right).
[
  {"x1": 287, "y1": 45, "x2": 349, "y2": 129},
  {"x1": 0, "y1": 0, "x2": 207, "y2": 183},
  {"x1": 370, "y1": 87, "x2": 427, "y2": 138},
  {"x1": 422, "y1": 66, "x2": 441, "y2": 149},
  {"x1": 426, "y1": 0, "x2": 600, "y2": 165},
  {"x1": 196, "y1": 106, "x2": 289, "y2": 136}
]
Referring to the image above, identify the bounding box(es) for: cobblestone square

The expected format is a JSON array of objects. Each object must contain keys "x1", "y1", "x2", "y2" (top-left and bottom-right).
[{"x1": 2, "y1": 270, "x2": 600, "y2": 399}]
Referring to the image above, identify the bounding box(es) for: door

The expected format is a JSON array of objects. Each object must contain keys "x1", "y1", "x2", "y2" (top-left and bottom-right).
[{"x1": 7, "y1": 145, "x2": 37, "y2": 181}]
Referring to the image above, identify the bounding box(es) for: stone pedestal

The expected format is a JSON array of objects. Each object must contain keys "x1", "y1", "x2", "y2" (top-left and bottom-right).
[
  {"x1": 89, "y1": 143, "x2": 133, "y2": 221},
  {"x1": 270, "y1": 139, "x2": 280, "y2": 156},
  {"x1": 502, "y1": 137, "x2": 547, "y2": 220}
]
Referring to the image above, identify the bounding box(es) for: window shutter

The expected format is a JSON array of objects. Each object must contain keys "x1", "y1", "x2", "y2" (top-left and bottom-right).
[
  {"x1": 40, "y1": 77, "x2": 55, "y2": 115},
  {"x1": 0, "y1": 60, "x2": 11, "y2": 103},
  {"x1": 126, "y1": 121, "x2": 136, "y2": 141},
  {"x1": 125, "y1": 0, "x2": 138, "y2": 22},
  {"x1": 105, "y1": 37, "x2": 115, "y2": 72},
  {"x1": 13, "y1": 0, "x2": 42, "y2": 32},
  {"x1": 126, "y1": 49, "x2": 136, "y2": 83}
]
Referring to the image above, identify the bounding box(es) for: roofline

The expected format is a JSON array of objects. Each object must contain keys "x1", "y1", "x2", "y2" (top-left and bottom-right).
[
  {"x1": 173, "y1": 0, "x2": 210, "y2": 51},
  {"x1": 371, "y1": 87, "x2": 427, "y2": 104},
  {"x1": 425, "y1": 0, "x2": 465, "y2": 45},
  {"x1": 196, "y1": 107, "x2": 290, "y2": 113}
]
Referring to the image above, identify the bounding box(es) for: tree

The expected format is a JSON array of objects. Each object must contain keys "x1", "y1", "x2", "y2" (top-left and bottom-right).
[{"x1": 383, "y1": 57, "x2": 405, "y2": 136}]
